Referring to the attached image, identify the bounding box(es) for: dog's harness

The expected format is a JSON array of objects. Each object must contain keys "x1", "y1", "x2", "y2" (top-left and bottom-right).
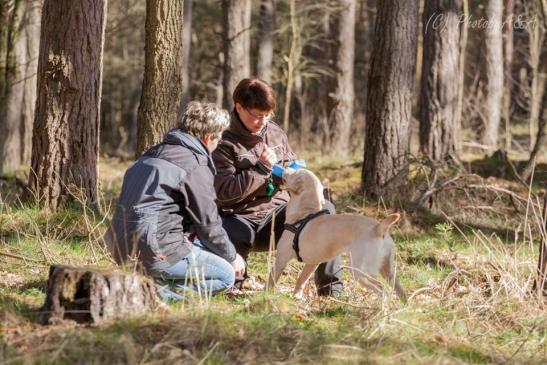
[{"x1": 284, "y1": 209, "x2": 331, "y2": 262}]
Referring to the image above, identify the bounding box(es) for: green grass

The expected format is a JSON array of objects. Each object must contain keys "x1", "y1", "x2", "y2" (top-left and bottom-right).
[{"x1": 1, "y1": 157, "x2": 546, "y2": 364}]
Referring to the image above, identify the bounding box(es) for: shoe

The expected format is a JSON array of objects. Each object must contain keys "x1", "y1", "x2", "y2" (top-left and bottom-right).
[
  {"x1": 234, "y1": 276, "x2": 264, "y2": 291},
  {"x1": 156, "y1": 285, "x2": 185, "y2": 302},
  {"x1": 316, "y1": 283, "x2": 343, "y2": 298}
]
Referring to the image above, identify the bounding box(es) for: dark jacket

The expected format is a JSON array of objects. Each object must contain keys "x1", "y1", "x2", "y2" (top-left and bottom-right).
[
  {"x1": 105, "y1": 129, "x2": 236, "y2": 275},
  {"x1": 212, "y1": 111, "x2": 296, "y2": 222}
]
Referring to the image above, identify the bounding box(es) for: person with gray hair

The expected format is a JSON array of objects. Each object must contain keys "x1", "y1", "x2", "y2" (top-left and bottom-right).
[{"x1": 105, "y1": 101, "x2": 245, "y2": 301}]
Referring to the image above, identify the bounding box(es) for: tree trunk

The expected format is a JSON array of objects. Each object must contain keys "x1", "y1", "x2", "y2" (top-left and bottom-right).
[
  {"x1": 533, "y1": 195, "x2": 547, "y2": 296},
  {"x1": 502, "y1": 0, "x2": 514, "y2": 151},
  {"x1": 42, "y1": 265, "x2": 160, "y2": 324},
  {"x1": 0, "y1": 0, "x2": 41, "y2": 175},
  {"x1": 482, "y1": 0, "x2": 503, "y2": 153},
  {"x1": 521, "y1": 4, "x2": 547, "y2": 181},
  {"x1": 222, "y1": 0, "x2": 251, "y2": 110},
  {"x1": 328, "y1": 0, "x2": 356, "y2": 158},
  {"x1": 257, "y1": 0, "x2": 276, "y2": 83},
  {"x1": 180, "y1": 0, "x2": 193, "y2": 113},
  {"x1": 299, "y1": 7, "x2": 331, "y2": 148},
  {"x1": 528, "y1": 2, "x2": 546, "y2": 152},
  {"x1": 419, "y1": 0, "x2": 462, "y2": 162},
  {"x1": 521, "y1": 71, "x2": 546, "y2": 181},
  {"x1": 28, "y1": 0, "x2": 106, "y2": 209},
  {"x1": 136, "y1": 0, "x2": 184, "y2": 157},
  {"x1": 456, "y1": 0, "x2": 468, "y2": 152},
  {"x1": 282, "y1": 0, "x2": 300, "y2": 133},
  {"x1": 361, "y1": 0, "x2": 419, "y2": 197}
]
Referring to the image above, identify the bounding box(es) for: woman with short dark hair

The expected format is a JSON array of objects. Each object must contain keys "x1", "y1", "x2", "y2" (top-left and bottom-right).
[{"x1": 212, "y1": 78, "x2": 343, "y2": 296}]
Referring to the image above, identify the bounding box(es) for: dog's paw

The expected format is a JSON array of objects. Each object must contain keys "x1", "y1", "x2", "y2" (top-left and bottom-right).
[{"x1": 293, "y1": 291, "x2": 306, "y2": 301}]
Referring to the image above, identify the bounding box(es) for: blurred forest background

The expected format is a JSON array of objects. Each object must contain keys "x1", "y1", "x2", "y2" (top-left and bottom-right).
[
  {"x1": 0, "y1": 0, "x2": 545, "y2": 208},
  {"x1": 2, "y1": 1, "x2": 547, "y2": 363}
]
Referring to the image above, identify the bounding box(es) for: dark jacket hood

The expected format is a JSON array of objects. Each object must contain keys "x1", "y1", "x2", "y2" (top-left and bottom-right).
[
  {"x1": 163, "y1": 128, "x2": 215, "y2": 172},
  {"x1": 164, "y1": 128, "x2": 209, "y2": 156}
]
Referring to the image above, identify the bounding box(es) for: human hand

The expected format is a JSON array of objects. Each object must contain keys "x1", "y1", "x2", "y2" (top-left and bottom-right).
[
  {"x1": 259, "y1": 145, "x2": 278, "y2": 169},
  {"x1": 231, "y1": 254, "x2": 246, "y2": 279}
]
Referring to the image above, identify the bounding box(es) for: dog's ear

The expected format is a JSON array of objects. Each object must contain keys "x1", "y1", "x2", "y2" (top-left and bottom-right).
[
  {"x1": 285, "y1": 175, "x2": 304, "y2": 194},
  {"x1": 374, "y1": 213, "x2": 400, "y2": 237}
]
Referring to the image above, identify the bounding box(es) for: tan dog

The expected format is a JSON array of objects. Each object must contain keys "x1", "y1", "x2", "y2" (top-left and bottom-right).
[{"x1": 267, "y1": 168, "x2": 406, "y2": 301}]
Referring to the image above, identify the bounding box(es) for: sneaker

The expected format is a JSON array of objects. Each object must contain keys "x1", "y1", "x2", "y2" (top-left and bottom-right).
[{"x1": 234, "y1": 276, "x2": 264, "y2": 291}]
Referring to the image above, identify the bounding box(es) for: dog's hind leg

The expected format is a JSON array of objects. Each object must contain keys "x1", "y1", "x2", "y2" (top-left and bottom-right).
[
  {"x1": 348, "y1": 248, "x2": 384, "y2": 297},
  {"x1": 293, "y1": 263, "x2": 320, "y2": 299},
  {"x1": 380, "y1": 249, "x2": 406, "y2": 303},
  {"x1": 355, "y1": 273, "x2": 384, "y2": 297}
]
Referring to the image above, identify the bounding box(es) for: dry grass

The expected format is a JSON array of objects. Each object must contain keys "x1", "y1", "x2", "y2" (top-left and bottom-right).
[{"x1": 1, "y1": 156, "x2": 546, "y2": 364}]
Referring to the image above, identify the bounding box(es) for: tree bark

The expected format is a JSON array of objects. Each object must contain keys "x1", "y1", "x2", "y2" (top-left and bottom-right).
[
  {"x1": 136, "y1": 0, "x2": 184, "y2": 157},
  {"x1": 0, "y1": 0, "x2": 41, "y2": 175},
  {"x1": 222, "y1": 0, "x2": 251, "y2": 110},
  {"x1": 521, "y1": 71, "x2": 546, "y2": 181},
  {"x1": 527, "y1": 2, "x2": 546, "y2": 152},
  {"x1": 361, "y1": 0, "x2": 419, "y2": 197},
  {"x1": 481, "y1": 0, "x2": 504, "y2": 153},
  {"x1": 282, "y1": 0, "x2": 301, "y2": 133},
  {"x1": 179, "y1": 0, "x2": 193, "y2": 113},
  {"x1": 502, "y1": 0, "x2": 514, "y2": 150},
  {"x1": 521, "y1": 2, "x2": 547, "y2": 181},
  {"x1": 28, "y1": 0, "x2": 106, "y2": 209},
  {"x1": 419, "y1": 0, "x2": 462, "y2": 162},
  {"x1": 42, "y1": 265, "x2": 160, "y2": 324},
  {"x1": 328, "y1": 0, "x2": 356, "y2": 158},
  {"x1": 257, "y1": 0, "x2": 276, "y2": 83},
  {"x1": 533, "y1": 195, "x2": 547, "y2": 296}
]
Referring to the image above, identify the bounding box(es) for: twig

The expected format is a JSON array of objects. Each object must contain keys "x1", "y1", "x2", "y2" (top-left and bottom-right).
[
  {"x1": 0, "y1": 250, "x2": 44, "y2": 263},
  {"x1": 326, "y1": 296, "x2": 376, "y2": 310},
  {"x1": 468, "y1": 184, "x2": 541, "y2": 209},
  {"x1": 414, "y1": 174, "x2": 462, "y2": 207},
  {"x1": 196, "y1": 342, "x2": 219, "y2": 365}
]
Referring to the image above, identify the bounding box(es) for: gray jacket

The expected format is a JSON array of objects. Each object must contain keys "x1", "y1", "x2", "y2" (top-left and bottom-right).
[{"x1": 105, "y1": 129, "x2": 236, "y2": 275}]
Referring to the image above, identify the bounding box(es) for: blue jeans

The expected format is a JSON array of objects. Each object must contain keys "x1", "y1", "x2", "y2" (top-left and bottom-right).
[{"x1": 158, "y1": 241, "x2": 235, "y2": 299}]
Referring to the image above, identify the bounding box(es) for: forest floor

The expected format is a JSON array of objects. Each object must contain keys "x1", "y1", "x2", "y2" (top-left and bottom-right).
[{"x1": 1, "y1": 150, "x2": 546, "y2": 364}]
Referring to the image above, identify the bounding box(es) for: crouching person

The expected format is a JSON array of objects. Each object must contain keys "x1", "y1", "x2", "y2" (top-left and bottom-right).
[{"x1": 105, "y1": 102, "x2": 245, "y2": 301}]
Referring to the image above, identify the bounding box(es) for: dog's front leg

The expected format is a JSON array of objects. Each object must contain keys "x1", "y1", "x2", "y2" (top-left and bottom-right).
[
  {"x1": 267, "y1": 231, "x2": 294, "y2": 290},
  {"x1": 293, "y1": 263, "x2": 319, "y2": 298}
]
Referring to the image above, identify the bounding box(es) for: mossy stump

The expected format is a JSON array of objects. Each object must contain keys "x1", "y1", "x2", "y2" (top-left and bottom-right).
[{"x1": 42, "y1": 264, "x2": 159, "y2": 324}]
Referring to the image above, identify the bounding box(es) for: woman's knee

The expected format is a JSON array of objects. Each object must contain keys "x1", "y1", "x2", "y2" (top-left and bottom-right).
[{"x1": 206, "y1": 255, "x2": 236, "y2": 291}]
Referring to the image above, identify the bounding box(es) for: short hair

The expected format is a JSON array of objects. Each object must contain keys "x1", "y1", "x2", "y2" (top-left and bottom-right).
[
  {"x1": 233, "y1": 78, "x2": 276, "y2": 111},
  {"x1": 178, "y1": 101, "x2": 230, "y2": 140}
]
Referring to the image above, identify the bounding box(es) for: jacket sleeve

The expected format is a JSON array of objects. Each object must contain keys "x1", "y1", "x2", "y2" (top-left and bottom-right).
[
  {"x1": 181, "y1": 163, "x2": 237, "y2": 262},
  {"x1": 212, "y1": 141, "x2": 270, "y2": 207},
  {"x1": 271, "y1": 129, "x2": 297, "y2": 185}
]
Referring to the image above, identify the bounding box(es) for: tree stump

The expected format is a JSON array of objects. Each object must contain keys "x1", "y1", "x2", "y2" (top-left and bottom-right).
[{"x1": 42, "y1": 265, "x2": 160, "y2": 324}]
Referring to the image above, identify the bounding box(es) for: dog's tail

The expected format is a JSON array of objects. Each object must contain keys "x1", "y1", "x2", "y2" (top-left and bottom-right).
[{"x1": 375, "y1": 213, "x2": 400, "y2": 237}]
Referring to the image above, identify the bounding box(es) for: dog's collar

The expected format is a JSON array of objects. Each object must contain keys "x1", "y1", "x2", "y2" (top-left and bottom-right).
[{"x1": 284, "y1": 209, "x2": 331, "y2": 262}]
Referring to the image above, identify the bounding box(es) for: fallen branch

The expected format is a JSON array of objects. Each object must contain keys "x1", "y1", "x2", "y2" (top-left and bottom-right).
[
  {"x1": 468, "y1": 184, "x2": 540, "y2": 209},
  {"x1": 0, "y1": 250, "x2": 44, "y2": 263}
]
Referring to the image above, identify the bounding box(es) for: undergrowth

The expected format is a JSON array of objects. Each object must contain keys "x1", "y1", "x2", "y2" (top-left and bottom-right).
[{"x1": 1, "y1": 156, "x2": 546, "y2": 364}]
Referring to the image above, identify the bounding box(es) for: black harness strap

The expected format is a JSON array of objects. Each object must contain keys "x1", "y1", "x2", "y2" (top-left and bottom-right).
[{"x1": 284, "y1": 209, "x2": 331, "y2": 262}]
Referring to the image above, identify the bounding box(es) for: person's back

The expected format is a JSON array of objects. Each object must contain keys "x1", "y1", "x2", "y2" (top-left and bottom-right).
[
  {"x1": 107, "y1": 129, "x2": 216, "y2": 275},
  {"x1": 105, "y1": 102, "x2": 245, "y2": 300}
]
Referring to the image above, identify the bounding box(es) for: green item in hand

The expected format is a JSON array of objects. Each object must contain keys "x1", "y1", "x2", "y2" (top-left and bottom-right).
[{"x1": 266, "y1": 182, "x2": 275, "y2": 196}]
